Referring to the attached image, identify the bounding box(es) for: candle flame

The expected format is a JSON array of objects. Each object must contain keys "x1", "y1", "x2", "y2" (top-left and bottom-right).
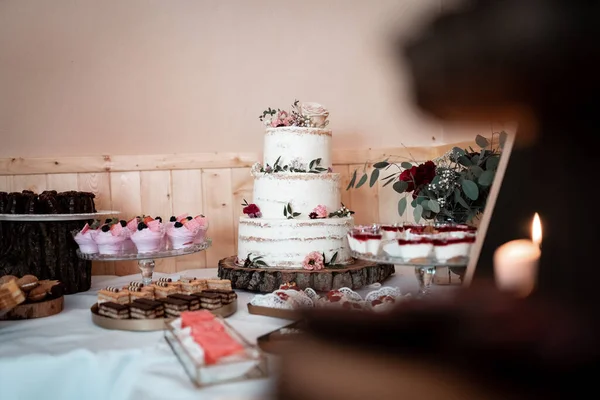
[{"x1": 532, "y1": 213, "x2": 542, "y2": 247}]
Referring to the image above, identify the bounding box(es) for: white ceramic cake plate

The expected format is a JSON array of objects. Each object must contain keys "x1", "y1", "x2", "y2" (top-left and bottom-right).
[
  {"x1": 0, "y1": 210, "x2": 120, "y2": 222},
  {"x1": 77, "y1": 239, "x2": 212, "y2": 285},
  {"x1": 90, "y1": 299, "x2": 237, "y2": 332},
  {"x1": 351, "y1": 250, "x2": 468, "y2": 297}
]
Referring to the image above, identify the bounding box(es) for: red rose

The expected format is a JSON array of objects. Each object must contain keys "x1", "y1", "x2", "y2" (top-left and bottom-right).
[
  {"x1": 243, "y1": 204, "x2": 260, "y2": 215},
  {"x1": 399, "y1": 166, "x2": 418, "y2": 192}
]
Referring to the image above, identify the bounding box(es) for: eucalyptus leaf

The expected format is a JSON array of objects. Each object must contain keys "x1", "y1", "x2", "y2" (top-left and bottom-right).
[
  {"x1": 355, "y1": 173, "x2": 368, "y2": 189},
  {"x1": 398, "y1": 197, "x2": 407, "y2": 216},
  {"x1": 471, "y1": 155, "x2": 480, "y2": 165},
  {"x1": 462, "y1": 179, "x2": 479, "y2": 200},
  {"x1": 255, "y1": 260, "x2": 268, "y2": 267},
  {"x1": 479, "y1": 170, "x2": 495, "y2": 186},
  {"x1": 428, "y1": 199, "x2": 440, "y2": 213},
  {"x1": 287, "y1": 203, "x2": 292, "y2": 214},
  {"x1": 393, "y1": 180, "x2": 409, "y2": 194},
  {"x1": 401, "y1": 162, "x2": 413, "y2": 169},
  {"x1": 369, "y1": 168, "x2": 380, "y2": 187},
  {"x1": 346, "y1": 170, "x2": 357, "y2": 190},
  {"x1": 382, "y1": 176, "x2": 396, "y2": 187},
  {"x1": 499, "y1": 131, "x2": 508, "y2": 148},
  {"x1": 452, "y1": 147, "x2": 466, "y2": 156},
  {"x1": 330, "y1": 252, "x2": 338, "y2": 265},
  {"x1": 486, "y1": 156, "x2": 500, "y2": 171},
  {"x1": 382, "y1": 172, "x2": 397, "y2": 180},
  {"x1": 411, "y1": 199, "x2": 417, "y2": 208},
  {"x1": 458, "y1": 155, "x2": 473, "y2": 167},
  {"x1": 275, "y1": 156, "x2": 281, "y2": 166},
  {"x1": 293, "y1": 212, "x2": 301, "y2": 217},
  {"x1": 455, "y1": 192, "x2": 470, "y2": 209},
  {"x1": 316, "y1": 158, "x2": 322, "y2": 165},
  {"x1": 414, "y1": 204, "x2": 423, "y2": 223},
  {"x1": 373, "y1": 161, "x2": 389, "y2": 169},
  {"x1": 431, "y1": 175, "x2": 441, "y2": 185},
  {"x1": 309, "y1": 159, "x2": 315, "y2": 170},
  {"x1": 476, "y1": 134, "x2": 490, "y2": 148},
  {"x1": 283, "y1": 205, "x2": 287, "y2": 217},
  {"x1": 421, "y1": 200, "x2": 430, "y2": 210},
  {"x1": 470, "y1": 165, "x2": 484, "y2": 177}
]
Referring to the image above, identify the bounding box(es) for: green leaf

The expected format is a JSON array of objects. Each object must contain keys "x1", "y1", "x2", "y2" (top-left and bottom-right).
[
  {"x1": 293, "y1": 212, "x2": 301, "y2": 217},
  {"x1": 316, "y1": 158, "x2": 322, "y2": 165},
  {"x1": 421, "y1": 200, "x2": 430, "y2": 210},
  {"x1": 255, "y1": 260, "x2": 268, "y2": 267},
  {"x1": 414, "y1": 204, "x2": 423, "y2": 223},
  {"x1": 470, "y1": 165, "x2": 484, "y2": 177},
  {"x1": 458, "y1": 155, "x2": 473, "y2": 167},
  {"x1": 330, "y1": 252, "x2": 338, "y2": 265},
  {"x1": 283, "y1": 205, "x2": 287, "y2": 217},
  {"x1": 309, "y1": 159, "x2": 316, "y2": 170},
  {"x1": 431, "y1": 175, "x2": 441, "y2": 185},
  {"x1": 462, "y1": 179, "x2": 479, "y2": 200},
  {"x1": 486, "y1": 156, "x2": 500, "y2": 171},
  {"x1": 369, "y1": 169, "x2": 380, "y2": 187},
  {"x1": 428, "y1": 199, "x2": 440, "y2": 213},
  {"x1": 373, "y1": 161, "x2": 389, "y2": 169},
  {"x1": 499, "y1": 131, "x2": 508, "y2": 148},
  {"x1": 355, "y1": 173, "x2": 368, "y2": 189},
  {"x1": 392, "y1": 180, "x2": 409, "y2": 194},
  {"x1": 287, "y1": 203, "x2": 292, "y2": 214},
  {"x1": 471, "y1": 155, "x2": 480, "y2": 165},
  {"x1": 382, "y1": 172, "x2": 397, "y2": 181},
  {"x1": 454, "y1": 190, "x2": 470, "y2": 209},
  {"x1": 452, "y1": 147, "x2": 466, "y2": 156},
  {"x1": 479, "y1": 170, "x2": 495, "y2": 186},
  {"x1": 401, "y1": 162, "x2": 413, "y2": 169},
  {"x1": 382, "y1": 176, "x2": 396, "y2": 187},
  {"x1": 398, "y1": 197, "x2": 407, "y2": 216},
  {"x1": 476, "y1": 134, "x2": 490, "y2": 148},
  {"x1": 411, "y1": 198, "x2": 418, "y2": 208}
]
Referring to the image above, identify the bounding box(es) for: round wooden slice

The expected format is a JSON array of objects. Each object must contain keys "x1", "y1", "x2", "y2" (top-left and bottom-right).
[{"x1": 0, "y1": 296, "x2": 64, "y2": 320}]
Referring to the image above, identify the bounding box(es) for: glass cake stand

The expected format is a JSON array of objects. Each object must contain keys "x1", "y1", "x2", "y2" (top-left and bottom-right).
[
  {"x1": 77, "y1": 239, "x2": 212, "y2": 285},
  {"x1": 0, "y1": 210, "x2": 120, "y2": 222},
  {"x1": 350, "y1": 251, "x2": 468, "y2": 297}
]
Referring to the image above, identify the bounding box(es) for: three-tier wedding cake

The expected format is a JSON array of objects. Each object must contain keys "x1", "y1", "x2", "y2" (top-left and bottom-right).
[{"x1": 236, "y1": 100, "x2": 355, "y2": 270}]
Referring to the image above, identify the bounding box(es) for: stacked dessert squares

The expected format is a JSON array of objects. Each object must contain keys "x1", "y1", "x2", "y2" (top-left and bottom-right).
[{"x1": 95, "y1": 277, "x2": 237, "y2": 319}]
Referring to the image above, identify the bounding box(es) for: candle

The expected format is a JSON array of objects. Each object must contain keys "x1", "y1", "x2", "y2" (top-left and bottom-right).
[{"x1": 493, "y1": 213, "x2": 542, "y2": 297}]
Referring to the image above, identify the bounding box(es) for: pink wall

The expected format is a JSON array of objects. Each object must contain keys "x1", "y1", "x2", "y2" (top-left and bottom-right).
[{"x1": 0, "y1": 0, "x2": 485, "y2": 158}]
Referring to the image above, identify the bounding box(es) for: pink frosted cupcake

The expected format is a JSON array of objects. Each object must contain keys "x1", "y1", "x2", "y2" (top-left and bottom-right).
[
  {"x1": 193, "y1": 214, "x2": 209, "y2": 243},
  {"x1": 94, "y1": 220, "x2": 129, "y2": 255},
  {"x1": 73, "y1": 221, "x2": 100, "y2": 254},
  {"x1": 167, "y1": 218, "x2": 199, "y2": 249},
  {"x1": 130, "y1": 217, "x2": 165, "y2": 253}
]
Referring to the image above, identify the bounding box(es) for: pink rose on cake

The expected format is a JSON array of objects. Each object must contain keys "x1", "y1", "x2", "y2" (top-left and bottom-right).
[
  {"x1": 309, "y1": 205, "x2": 328, "y2": 219},
  {"x1": 302, "y1": 251, "x2": 325, "y2": 271},
  {"x1": 130, "y1": 216, "x2": 165, "y2": 253},
  {"x1": 300, "y1": 102, "x2": 329, "y2": 128},
  {"x1": 73, "y1": 221, "x2": 101, "y2": 254},
  {"x1": 94, "y1": 219, "x2": 130, "y2": 255}
]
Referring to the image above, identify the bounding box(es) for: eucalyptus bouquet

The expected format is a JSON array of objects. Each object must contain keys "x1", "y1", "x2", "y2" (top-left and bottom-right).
[{"x1": 347, "y1": 132, "x2": 507, "y2": 224}]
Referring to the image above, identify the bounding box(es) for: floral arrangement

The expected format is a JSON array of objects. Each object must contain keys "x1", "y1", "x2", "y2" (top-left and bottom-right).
[
  {"x1": 252, "y1": 157, "x2": 330, "y2": 175},
  {"x1": 328, "y1": 203, "x2": 355, "y2": 218},
  {"x1": 309, "y1": 205, "x2": 328, "y2": 219},
  {"x1": 347, "y1": 133, "x2": 507, "y2": 224},
  {"x1": 242, "y1": 199, "x2": 261, "y2": 218},
  {"x1": 243, "y1": 253, "x2": 269, "y2": 268},
  {"x1": 259, "y1": 100, "x2": 329, "y2": 128}
]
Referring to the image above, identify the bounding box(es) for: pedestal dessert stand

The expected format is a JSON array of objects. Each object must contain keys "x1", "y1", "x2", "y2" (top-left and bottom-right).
[
  {"x1": 0, "y1": 210, "x2": 119, "y2": 222},
  {"x1": 350, "y1": 251, "x2": 468, "y2": 297},
  {"x1": 77, "y1": 239, "x2": 212, "y2": 285}
]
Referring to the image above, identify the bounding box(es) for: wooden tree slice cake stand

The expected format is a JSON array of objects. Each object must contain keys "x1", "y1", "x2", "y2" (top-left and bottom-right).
[
  {"x1": 218, "y1": 256, "x2": 395, "y2": 293},
  {"x1": 0, "y1": 296, "x2": 64, "y2": 320}
]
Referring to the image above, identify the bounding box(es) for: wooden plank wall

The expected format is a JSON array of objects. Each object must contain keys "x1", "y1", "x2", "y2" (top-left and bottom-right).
[{"x1": 0, "y1": 141, "x2": 477, "y2": 276}]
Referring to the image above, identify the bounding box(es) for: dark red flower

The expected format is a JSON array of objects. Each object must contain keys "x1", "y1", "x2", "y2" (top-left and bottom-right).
[
  {"x1": 399, "y1": 166, "x2": 418, "y2": 192},
  {"x1": 243, "y1": 203, "x2": 261, "y2": 218},
  {"x1": 399, "y1": 161, "x2": 437, "y2": 194}
]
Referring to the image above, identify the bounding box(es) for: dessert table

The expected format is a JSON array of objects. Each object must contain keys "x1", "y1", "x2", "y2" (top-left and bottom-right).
[{"x1": 0, "y1": 267, "x2": 458, "y2": 400}]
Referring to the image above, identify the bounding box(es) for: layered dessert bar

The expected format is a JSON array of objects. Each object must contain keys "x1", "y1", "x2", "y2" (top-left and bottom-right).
[
  {"x1": 167, "y1": 293, "x2": 201, "y2": 311},
  {"x1": 195, "y1": 292, "x2": 222, "y2": 310},
  {"x1": 206, "y1": 279, "x2": 232, "y2": 291},
  {"x1": 159, "y1": 297, "x2": 190, "y2": 318},
  {"x1": 201, "y1": 289, "x2": 237, "y2": 305},
  {"x1": 179, "y1": 277, "x2": 207, "y2": 294},
  {"x1": 97, "y1": 286, "x2": 129, "y2": 304},
  {"x1": 129, "y1": 299, "x2": 164, "y2": 319},
  {"x1": 154, "y1": 282, "x2": 178, "y2": 299},
  {"x1": 98, "y1": 302, "x2": 130, "y2": 319}
]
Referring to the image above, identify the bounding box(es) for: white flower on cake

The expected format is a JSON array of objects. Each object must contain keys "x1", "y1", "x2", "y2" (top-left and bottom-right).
[{"x1": 300, "y1": 102, "x2": 329, "y2": 128}]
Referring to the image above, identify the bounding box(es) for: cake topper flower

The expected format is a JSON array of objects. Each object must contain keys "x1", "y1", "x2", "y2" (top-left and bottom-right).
[
  {"x1": 300, "y1": 102, "x2": 329, "y2": 128},
  {"x1": 302, "y1": 251, "x2": 325, "y2": 271},
  {"x1": 259, "y1": 100, "x2": 329, "y2": 128},
  {"x1": 309, "y1": 205, "x2": 328, "y2": 219},
  {"x1": 242, "y1": 199, "x2": 262, "y2": 218}
]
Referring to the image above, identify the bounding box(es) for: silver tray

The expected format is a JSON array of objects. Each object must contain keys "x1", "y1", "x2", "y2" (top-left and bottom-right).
[
  {"x1": 0, "y1": 210, "x2": 120, "y2": 222},
  {"x1": 91, "y1": 300, "x2": 237, "y2": 332},
  {"x1": 77, "y1": 239, "x2": 212, "y2": 261}
]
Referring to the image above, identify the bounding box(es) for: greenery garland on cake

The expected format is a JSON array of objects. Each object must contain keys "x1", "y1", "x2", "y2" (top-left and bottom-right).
[{"x1": 347, "y1": 132, "x2": 507, "y2": 224}]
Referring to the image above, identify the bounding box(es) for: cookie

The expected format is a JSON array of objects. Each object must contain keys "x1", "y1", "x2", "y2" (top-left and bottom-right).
[
  {"x1": 16, "y1": 275, "x2": 39, "y2": 292},
  {"x1": 27, "y1": 285, "x2": 48, "y2": 302}
]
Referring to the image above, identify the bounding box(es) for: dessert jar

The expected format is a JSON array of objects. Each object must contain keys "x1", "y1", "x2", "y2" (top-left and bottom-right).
[
  {"x1": 433, "y1": 234, "x2": 476, "y2": 262},
  {"x1": 347, "y1": 226, "x2": 382, "y2": 255},
  {"x1": 383, "y1": 236, "x2": 434, "y2": 260}
]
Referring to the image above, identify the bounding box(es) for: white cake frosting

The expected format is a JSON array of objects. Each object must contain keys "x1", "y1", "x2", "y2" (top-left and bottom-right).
[
  {"x1": 252, "y1": 172, "x2": 341, "y2": 219},
  {"x1": 263, "y1": 127, "x2": 332, "y2": 169},
  {"x1": 237, "y1": 217, "x2": 354, "y2": 269}
]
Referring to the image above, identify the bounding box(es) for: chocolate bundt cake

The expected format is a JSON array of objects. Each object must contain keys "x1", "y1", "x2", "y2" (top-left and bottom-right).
[{"x1": 0, "y1": 190, "x2": 96, "y2": 214}]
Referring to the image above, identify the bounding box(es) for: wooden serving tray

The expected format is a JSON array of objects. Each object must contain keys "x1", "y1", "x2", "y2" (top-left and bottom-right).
[
  {"x1": 247, "y1": 303, "x2": 301, "y2": 320},
  {"x1": 0, "y1": 296, "x2": 64, "y2": 320},
  {"x1": 91, "y1": 301, "x2": 238, "y2": 332}
]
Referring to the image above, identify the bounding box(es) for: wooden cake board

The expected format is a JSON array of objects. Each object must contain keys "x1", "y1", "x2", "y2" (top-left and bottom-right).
[{"x1": 218, "y1": 256, "x2": 395, "y2": 293}]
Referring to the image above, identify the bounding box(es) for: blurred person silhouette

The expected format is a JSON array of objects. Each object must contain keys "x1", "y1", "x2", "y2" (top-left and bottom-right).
[{"x1": 275, "y1": 1, "x2": 600, "y2": 399}]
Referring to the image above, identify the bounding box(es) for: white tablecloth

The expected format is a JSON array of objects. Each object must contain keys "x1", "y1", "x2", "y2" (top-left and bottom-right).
[{"x1": 0, "y1": 267, "x2": 447, "y2": 400}]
